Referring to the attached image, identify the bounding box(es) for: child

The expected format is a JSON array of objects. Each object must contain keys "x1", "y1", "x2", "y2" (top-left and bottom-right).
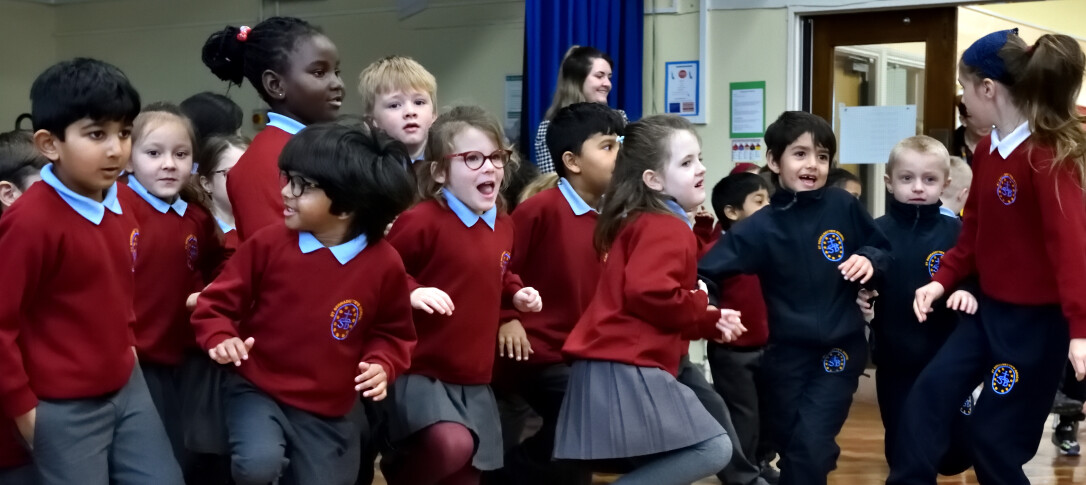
[
  {"x1": 117, "y1": 103, "x2": 227, "y2": 472},
  {"x1": 358, "y1": 55, "x2": 437, "y2": 164},
  {"x1": 488, "y1": 102, "x2": 623, "y2": 485},
  {"x1": 866, "y1": 135, "x2": 976, "y2": 472},
  {"x1": 190, "y1": 120, "x2": 417, "y2": 485},
  {"x1": 698, "y1": 111, "x2": 891, "y2": 485},
  {"x1": 0, "y1": 129, "x2": 46, "y2": 485},
  {"x1": 383, "y1": 106, "x2": 542, "y2": 485},
  {"x1": 939, "y1": 156, "x2": 971, "y2": 217},
  {"x1": 826, "y1": 167, "x2": 862, "y2": 199},
  {"x1": 202, "y1": 16, "x2": 345, "y2": 241},
  {"x1": 0, "y1": 58, "x2": 182, "y2": 484},
  {"x1": 196, "y1": 134, "x2": 250, "y2": 256},
  {"x1": 0, "y1": 130, "x2": 47, "y2": 213},
  {"x1": 179, "y1": 92, "x2": 244, "y2": 144},
  {"x1": 890, "y1": 30, "x2": 1086, "y2": 484},
  {"x1": 703, "y1": 171, "x2": 775, "y2": 479},
  {"x1": 554, "y1": 114, "x2": 742, "y2": 485}
]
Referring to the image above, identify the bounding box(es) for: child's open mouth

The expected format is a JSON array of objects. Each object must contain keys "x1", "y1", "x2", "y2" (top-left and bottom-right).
[
  {"x1": 477, "y1": 181, "x2": 496, "y2": 196},
  {"x1": 798, "y1": 174, "x2": 818, "y2": 187}
]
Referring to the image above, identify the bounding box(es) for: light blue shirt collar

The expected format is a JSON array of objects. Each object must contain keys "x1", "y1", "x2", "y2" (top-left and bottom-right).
[
  {"x1": 939, "y1": 206, "x2": 958, "y2": 218},
  {"x1": 558, "y1": 178, "x2": 595, "y2": 216},
  {"x1": 127, "y1": 175, "x2": 187, "y2": 216},
  {"x1": 39, "y1": 163, "x2": 122, "y2": 225},
  {"x1": 298, "y1": 231, "x2": 368, "y2": 265},
  {"x1": 442, "y1": 188, "x2": 497, "y2": 230},
  {"x1": 216, "y1": 217, "x2": 235, "y2": 234},
  {"x1": 664, "y1": 198, "x2": 693, "y2": 229},
  {"x1": 267, "y1": 112, "x2": 306, "y2": 135}
]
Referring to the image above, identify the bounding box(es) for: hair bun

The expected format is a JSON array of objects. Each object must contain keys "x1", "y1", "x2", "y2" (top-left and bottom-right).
[{"x1": 202, "y1": 25, "x2": 247, "y2": 85}]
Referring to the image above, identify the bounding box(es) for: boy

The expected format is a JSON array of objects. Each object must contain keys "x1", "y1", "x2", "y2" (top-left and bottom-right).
[
  {"x1": 939, "y1": 156, "x2": 971, "y2": 217},
  {"x1": 358, "y1": 55, "x2": 437, "y2": 164},
  {"x1": 827, "y1": 167, "x2": 862, "y2": 199},
  {"x1": 0, "y1": 58, "x2": 182, "y2": 484},
  {"x1": 703, "y1": 172, "x2": 776, "y2": 482},
  {"x1": 866, "y1": 136, "x2": 975, "y2": 473},
  {"x1": 698, "y1": 111, "x2": 891, "y2": 485},
  {"x1": 488, "y1": 102, "x2": 622, "y2": 485},
  {"x1": 191, "y1": 121, "x2": 417, "y2": 485},
  {"x1": 0, "y1": 130, "x2": 47, "y2": 213}
]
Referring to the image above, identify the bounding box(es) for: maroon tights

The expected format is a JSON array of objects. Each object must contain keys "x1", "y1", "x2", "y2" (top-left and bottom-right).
[{"x1": 385, "y1": 422, "x2": 479, "y2": 485}]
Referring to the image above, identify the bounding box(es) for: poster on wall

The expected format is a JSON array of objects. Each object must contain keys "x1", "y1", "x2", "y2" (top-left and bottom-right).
[
  {"x1": 665, "y1": 61, "x2": 699, "y2": 117},
  {"x1": 731, "y1": 138, "x2": 764, "y2": 162},
  {"x1": 730, "y1": 81, "x2": 765, "y2": 138},
  {"x1": 504, "y1": 74, "x2": 522, "y2": 142},
  {"x1": 839, "y1": 105, "x2": 917, "y2": 164}
]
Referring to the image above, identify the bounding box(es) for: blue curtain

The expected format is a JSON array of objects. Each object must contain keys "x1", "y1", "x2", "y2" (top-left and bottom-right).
[{"x1": 522, "y1": 0, "x2": 644, "y2": 165}]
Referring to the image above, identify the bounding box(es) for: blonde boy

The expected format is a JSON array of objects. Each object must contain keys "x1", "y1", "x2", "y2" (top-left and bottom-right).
[
  {"x1": 358, "y1": 55, "x2": 438, "y2": 162},
  {"x1": 940, "y1": 156, "x2": 972, "y2": 217}
]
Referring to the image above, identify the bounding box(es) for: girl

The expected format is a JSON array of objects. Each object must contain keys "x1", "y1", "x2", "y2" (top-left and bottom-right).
[
  {"x1": 118, "y1": 102, "x2": 225, "y2": 472},
  {"x1": 554, "y1": 114, "x2": 743, "y2": 485},
  {"x1": 890, "y1": 29, "x2": 1086, "y2": 484},
  {"x1": 202, "y1": 16, "x2": 345, "y2": 241},
  {"x1": 384, "y1": 105, "x2": 543, "y2": 485},
  {"x1": 534, "y1": 46, "x2": 626, "y2": 173},
  {"x1": 196, "y1": 134, "x2": 249, "y2": 257}
]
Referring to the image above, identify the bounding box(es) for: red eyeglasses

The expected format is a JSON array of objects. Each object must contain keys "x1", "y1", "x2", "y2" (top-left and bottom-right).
[{"x1": 442, "y1": 150, "x2": 511, "y2": 170}]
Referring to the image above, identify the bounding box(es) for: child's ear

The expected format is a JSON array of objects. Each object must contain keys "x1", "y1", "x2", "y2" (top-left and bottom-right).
[
  {"x1": 958, "y1": 186, "x2": 970, "y2": 203},
  {"x1": 642, "y1": 169, "x2": 663, "y2": 192},
  {"x1": 430, "y1": 161, "x2": 447, "y2": 185},
  {"x1": 942, "y1": 176, "x2": 952, "y2": 191},
  {"x1": 723, "y1": 205, "x2": 742, "y2": 222},
  {"x1": 198, "y1": 176, "x2": 214, "y2": 196},
  {"x1": 562, "y1": 151, "x2": 581, "y2": 175},
  {"x1": 883, "y1": 173, "x2": 893, "y2": 194},
  {"x1": 33, "y1": 129, "x2": 61, "y2": 162},
  {"x1": 766, "y1": 152, "x2": 781, "y2": 174},
  {"x1": 262, "y1": 69, "x2": 286, "y2": 101},
  {"x1": 0, "y1": 181, "x2": 20, "y2": 209},
  {"x1": 336, "y1": 211, "x2": 353, "y2": 221}
]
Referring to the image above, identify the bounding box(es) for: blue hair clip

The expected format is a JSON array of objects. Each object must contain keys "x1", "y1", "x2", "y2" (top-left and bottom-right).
[
  {"x1": 962, "y1": 28, "x2": 1019, "y2": 85},
  {"x1": 616, "y1": 135, "x2": 625, "y2": 145}
]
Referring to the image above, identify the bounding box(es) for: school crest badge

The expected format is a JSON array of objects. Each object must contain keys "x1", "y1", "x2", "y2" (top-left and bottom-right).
[
  {"x1": 500, "y1": 251, "x2": 511, "y2": 275},
  {"x1": 818, "y1": 230, "x2": 845, "y2": 262},
  {"x1": 996, "y1": 173, "x2": 1017, "y2": 205},
  {"x1": 925, "y1": 251, "x2": 944, "y2": 278},
  {"x1": 129, "y1": 229, "x2": 139, "y2": 271},
  {"x1": 822, "y1": 348, "x2": 848, "y2": 373},
  {"x1": 991, "y1": 363, "x2": 1018, "y2": 395},
  {"x1": 330, "y1": 299, "x2": 362, "y2": 341},
  {"x1": 185, "y1": 234, "x2": 199, "y2": 270},
  {"x1": 960, "y1": 395, "x2": 974, "y2": 416}
]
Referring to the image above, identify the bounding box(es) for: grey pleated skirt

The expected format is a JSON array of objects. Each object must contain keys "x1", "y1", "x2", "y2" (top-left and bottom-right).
[
  {"x1": 386, "y1": 373, "x2": 504, "y2": 470},
  {"x1": 553, "y1": 360, "x2": 724, "y2": 460}
]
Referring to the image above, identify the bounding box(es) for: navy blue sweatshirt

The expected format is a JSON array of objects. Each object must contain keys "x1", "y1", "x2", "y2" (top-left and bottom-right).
[
  {"x1": 698, "y1": 186, "x2": 891, "y2": 346},
  {"x1": 870, "y1": 198, "x2": 962, "y2": 372}
]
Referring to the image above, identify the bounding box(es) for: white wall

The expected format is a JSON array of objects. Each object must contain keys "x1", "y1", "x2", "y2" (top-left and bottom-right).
[
  {"x1": 48, "y1": 0, "x2": 523, "y2": 137},
  {"x1": 0, "y1": 0, "x2": 56, "y2": 130}
]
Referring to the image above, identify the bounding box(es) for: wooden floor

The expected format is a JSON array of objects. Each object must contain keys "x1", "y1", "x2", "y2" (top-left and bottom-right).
[{"x1": 371, "y1": 400, "x2": 1086, "y2": 484}]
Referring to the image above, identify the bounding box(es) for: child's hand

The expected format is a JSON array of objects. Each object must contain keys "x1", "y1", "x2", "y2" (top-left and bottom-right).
[
  {"x1": 1070, "y1": 339, "x2": 1086, "y2": 381},
  {"x1": 355, "y1": 362, "x2": 388, "y2": 401},
  {"x1": 912, "y1": 282, "x2": 946, "y2": 323},
  {"x1": 14, "y1": 407, "x2": 34, "y2": 449},
  {"x1": 186, "y1": 292, "x2": 200, "y2": 311},
  {"x1": 498, "y1": 319, "x2": 534, "y2": 361},
  {"x1": 411, "y1": 287, "x2": 455, "y2": 315},
  {"x1": 696, "y1": 279, "x2": 708, "y2": 294},
  {"x1": 857, "y1": 289, "x2": 878, "y2": 323},
  {"x1": 946, "y1": 290, "x2": 978, "y2": 315},
  {"x1": 714, "y1": 309, "x2": 746, "y2": 343},
  {"x1": 513, "y1": 287, "x2": 542, "y2": 313},
  {"x1": 838, "y1": 255, "x2": 874, "y2": 283},
  {"x1": 209, "y1": 337, "x2": 254, "y2": 366}
]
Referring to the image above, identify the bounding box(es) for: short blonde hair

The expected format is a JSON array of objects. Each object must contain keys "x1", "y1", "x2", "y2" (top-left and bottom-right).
[
  {"x1": 357, "y1": 55, "x2": 437, "y2": 115},
  {"x1": 886, "y1": 135, "x2": 950, "y2": 177},
  {"x1": 947, "y1": 156, "x2": 972, "y2": 190}
]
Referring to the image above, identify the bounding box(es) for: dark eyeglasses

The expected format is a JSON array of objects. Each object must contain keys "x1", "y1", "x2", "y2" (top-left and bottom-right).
[
  {"x1": 442, "y1": 149, "x2": 511, "y2": 170},
  {"x1": 279, "y1": 171, "x2": 321, "y2": 197}
]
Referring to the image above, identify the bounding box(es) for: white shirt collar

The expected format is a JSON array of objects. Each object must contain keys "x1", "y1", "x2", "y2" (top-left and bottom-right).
[
  {"x1": 989, "y1": 121, "x2": 1031, "y2": 159},
  {"x1": 127, "y1": 175, "x2": 187, "y2": 216},
  {"x1": 298, "y1": 231, "x2": 368, "y2": 265},
  {"x1": 39, "y1": 163, "x2": 122, "y2": 225}
]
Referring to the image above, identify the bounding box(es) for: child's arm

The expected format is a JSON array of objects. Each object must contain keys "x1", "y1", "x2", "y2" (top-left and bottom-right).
[
  {"x1": 627, "y1": 222, "x2": 722, "y2": 338},
  {"x1": 190, "y1": 236, "x2": 263, "y2": 365},
  {"x1": 499, "y1": 205, "x2": 541, "y2": 326},
  {"x1": 0, "y1": 216, "x2": 46, "y2": 421},
  {"x1": 929, "y1": 165, "x2": 982, "y2": 292},
  {"x1": 846, "y1": 197, "x2": 893, "y2": 285},
  {"x1": 356, "y1": 257, "x2": 418, "y2": 401},
  {"x1": 1033, "y1": 159, "x2": 1086, "y2": 376},
  {"x1": 697, "y1": 219, "x2": 764, "y2": 303},
  {"x1": 198, "y1": 211, "x2": 230, "y2": 284},
  {"x1": 385, "y1": 208, "x2": 455, "y2": 315}
]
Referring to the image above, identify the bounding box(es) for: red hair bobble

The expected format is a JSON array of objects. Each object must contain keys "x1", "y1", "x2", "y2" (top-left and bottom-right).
[{"x1": 236, "y1": 26, "x2": 252, "y2": 42}]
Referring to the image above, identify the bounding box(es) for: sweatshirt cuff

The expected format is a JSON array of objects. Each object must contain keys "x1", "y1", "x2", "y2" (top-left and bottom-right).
[
  {"x1": 2, "y1": 386, "x2": 38, "y2": 419},
  {"x1": 362, "y1": 355, "x2": 397, "y2": 387},
  {"x1": 931, "y1": 270, "x2": 959, "y2": 291}
]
